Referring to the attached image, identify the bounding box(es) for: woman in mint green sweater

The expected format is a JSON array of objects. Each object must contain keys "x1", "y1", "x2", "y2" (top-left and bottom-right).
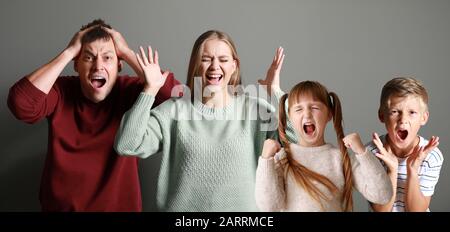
[{"x1": 114, "y1": 31, "x2": 294, "y2": 211}]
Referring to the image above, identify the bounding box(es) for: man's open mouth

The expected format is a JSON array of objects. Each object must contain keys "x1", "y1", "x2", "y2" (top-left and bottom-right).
[{"x1": 90, "y1": 76, "x2": 107, "y2": 88}]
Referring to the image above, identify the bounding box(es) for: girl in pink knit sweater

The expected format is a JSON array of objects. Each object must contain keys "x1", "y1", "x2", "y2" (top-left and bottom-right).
[{"x1": 255, "y1": 81, "x2": 393, "y2": 211}]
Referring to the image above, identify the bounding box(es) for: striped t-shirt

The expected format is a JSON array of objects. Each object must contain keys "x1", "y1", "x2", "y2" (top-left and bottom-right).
[{"x1": 366, "y1": 134, "x2": 444, "y2": 212}]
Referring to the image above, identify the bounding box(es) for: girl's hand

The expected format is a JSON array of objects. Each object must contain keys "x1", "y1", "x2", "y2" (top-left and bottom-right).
[
  {"x1": 343, "y1": 132, "x2": 366, "y2": 155},
  {"x1": 261, "y1": 139, "x2": 281, "y2": 159}
]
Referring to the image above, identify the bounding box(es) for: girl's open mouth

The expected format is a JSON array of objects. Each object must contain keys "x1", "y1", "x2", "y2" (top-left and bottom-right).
[{"x1": 303, "y1": 123, "x2": 316, "y2": 135}]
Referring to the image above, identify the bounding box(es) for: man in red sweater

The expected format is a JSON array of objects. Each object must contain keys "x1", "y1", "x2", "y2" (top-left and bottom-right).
[{"x1": 7, "y1": 19, "x2": 179, "y2": 211}]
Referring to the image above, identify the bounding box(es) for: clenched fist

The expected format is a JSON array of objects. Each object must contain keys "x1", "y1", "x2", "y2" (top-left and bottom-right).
[{"x1": 342, "y1": 133, "x2": 366, "y2": 155}]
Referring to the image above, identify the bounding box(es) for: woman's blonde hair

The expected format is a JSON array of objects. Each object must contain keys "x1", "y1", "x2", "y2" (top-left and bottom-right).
[{"x1": 186, "y1": 30, "x2": 241, "y2": 93}]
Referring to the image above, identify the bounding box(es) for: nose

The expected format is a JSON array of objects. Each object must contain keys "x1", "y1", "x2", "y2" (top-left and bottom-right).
[
  {"x1": 209, "y1": 58, "x2": 220, "y2": 70},
  {"x1": 304, "y1": 109, "x2": 313, "y2": 118},
  {"x1": 93, "y1": 57, "x2": 104, "y2": 71},
  {"x1": 398, "y1": 112, "x2": 407, "y2": 124}
]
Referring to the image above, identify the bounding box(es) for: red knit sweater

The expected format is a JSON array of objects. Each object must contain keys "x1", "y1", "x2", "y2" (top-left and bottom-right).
[{"x1": 7, "y1": 74, "x2": 179, "y2": 211}]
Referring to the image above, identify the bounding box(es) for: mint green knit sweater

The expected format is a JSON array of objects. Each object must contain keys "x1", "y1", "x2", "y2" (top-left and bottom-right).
[{"x1": 114, "y1": 90, "x2": 296, "y2": 212}]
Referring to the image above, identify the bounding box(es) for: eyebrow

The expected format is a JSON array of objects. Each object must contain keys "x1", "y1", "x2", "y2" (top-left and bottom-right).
[
  {"x1": 388, "y1": 106, "x2": 421, "y2": 111},
  {"x1": 201, "y1": 54, "x2": 231, "y2": 58},
  {"x1": 292, "y1": 102, "x2": 322, "y2": 107},
  {"x1": 82, "y1": 50, "x2": 95, "y2": 56},
  {"x1": 83, "y1": 49, "x2": 115, "y2": 56}
]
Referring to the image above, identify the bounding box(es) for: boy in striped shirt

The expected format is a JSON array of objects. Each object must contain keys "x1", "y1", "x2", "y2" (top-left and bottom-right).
[{"x1": 366, "y1": 77, "x2": 443, "y2": 212}]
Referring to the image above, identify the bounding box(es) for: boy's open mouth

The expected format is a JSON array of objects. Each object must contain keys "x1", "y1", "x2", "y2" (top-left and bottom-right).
[
  {"x1": 303, "y1": 123, "x2": 316, "y2": 135},
  {"x1": 397, "y1": 129, "x2": 409, "y2": 140}
]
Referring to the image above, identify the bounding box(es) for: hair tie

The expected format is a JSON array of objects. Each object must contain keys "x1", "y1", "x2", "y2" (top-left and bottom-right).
[
  {"x1": 284, "y1": 94, "x2": 289, "y2": 108},
  {"x1": 329, "y1": 93, "x2": 334, "y2": 107}
]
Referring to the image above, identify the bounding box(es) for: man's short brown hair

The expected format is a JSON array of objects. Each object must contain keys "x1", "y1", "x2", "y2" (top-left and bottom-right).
[{"x1": 80, "y1": 19, "x2": 112, "y2": 45}]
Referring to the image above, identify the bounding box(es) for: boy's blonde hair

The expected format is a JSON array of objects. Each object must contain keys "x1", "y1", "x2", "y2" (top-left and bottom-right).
[{"x1": 379, "y1": 77, "x2": 429, "y2": 113}]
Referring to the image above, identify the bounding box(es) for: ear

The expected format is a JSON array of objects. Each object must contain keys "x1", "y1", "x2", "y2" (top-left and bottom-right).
[
  {"x1": 420, "y1": 110, "x2": 429, "y2": 126},
  {"x1": 327, "y1": 110, "x2": 333, "y2": 122},
  {"x1": 118, "y1": 60, "x2": 123, "y2": 72},
  {"x1": 73, "y1": 45, "x2": 83, "y2": 73},
  {"x1": 229, "y1": 59, "x2": 238, "y2": 84},
  {"x1": 378, "y1": 109, "x2": 385, "y2": 123},
  {"x1": 232, "y1": 59, "x2": 237, "y2": 73}
]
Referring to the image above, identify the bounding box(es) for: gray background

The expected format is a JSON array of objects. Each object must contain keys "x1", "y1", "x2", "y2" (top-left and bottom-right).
[{"x1": 1, "y1": 0, "x2": 449, "y2": 211}]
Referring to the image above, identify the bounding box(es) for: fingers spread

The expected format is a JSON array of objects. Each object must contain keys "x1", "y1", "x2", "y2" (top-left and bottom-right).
[
  {"x1": 139, "y1": 46, "x2": 149, "y2": 65},
  {"x1": 278, "y1": 54, "x2": 285, "y2": 69},
  {"x1": 423, "y1": 136, "x2": 439, "y2": 154},
  {"x1": 135, "y1": 52, "x2": 144, "y2": 67},
  {"x1": 147, "y1": 46, "x2": 153, "y2": 64},
  {"x1": 276, "y1": 47, "x2": 284, "y2": 66},
  {"x1": 373, "y1": 132, "x2": 382, "y2": 144},
  {"x1": 375, "y1": 153, "x2": 386, "y2": 162},
  {"x1": 418, "y1": 146, "x2": 427, "y2": 160},
  {"x1": 385, "y1": 144, "x2": 393, "y2": 155},
  {"x1": 410, "y1": 144, "x2": 421, "y2": 160},
  {"x1": 154, "y1": 50, "x2": 159, "y2": 65}
]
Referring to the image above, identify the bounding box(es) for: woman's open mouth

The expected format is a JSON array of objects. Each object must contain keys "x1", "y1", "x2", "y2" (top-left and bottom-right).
[{"x1": 206, "y1": 74, "x2": 223, "y2": 85}]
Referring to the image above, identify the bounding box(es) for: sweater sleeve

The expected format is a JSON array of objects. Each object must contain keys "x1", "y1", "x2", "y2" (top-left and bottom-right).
[
  {"x1": 351, "y1": 149, "x2": 393, "y2": 205},
  {"x1": 114, "y1": 93, "x2": 166, "y2": 159},
  {"x1": 7, "y1": 77, "x2": 59, "y2": 123},
  {"x1": 255, "y1": 151, "x2": 287, "y2": 212},
  {"x1": 272, "y1": 88, "x2": 298, "y2": 144}
]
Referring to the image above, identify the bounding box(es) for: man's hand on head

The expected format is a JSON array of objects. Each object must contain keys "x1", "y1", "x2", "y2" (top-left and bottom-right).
[
  {"x1": 103, "y1": 27, "x2": 133, "y2": 60},
  {"x1": 65, "y1": 25, "x2": 97, "y2": 60}
]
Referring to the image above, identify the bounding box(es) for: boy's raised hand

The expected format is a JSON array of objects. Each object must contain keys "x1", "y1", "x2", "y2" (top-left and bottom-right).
[
  {"x1": 407, "y1": 136, "x2": 440, "y2": 174},
  {"x1": 258, "y1": 47, "x2": 285, "y2": 95},
  {"x1": 343, "y1": 133, "x2": 366, "y2": 155},
  {"x1": 136, "y1": 46, "x2": 169, "y2": 95},
  {"x1": 372, "y1": 132, "x2": 398, "y2": 173},
  {"x1": 261, "y1": 139, "x2": 281, "y2": 159}
]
